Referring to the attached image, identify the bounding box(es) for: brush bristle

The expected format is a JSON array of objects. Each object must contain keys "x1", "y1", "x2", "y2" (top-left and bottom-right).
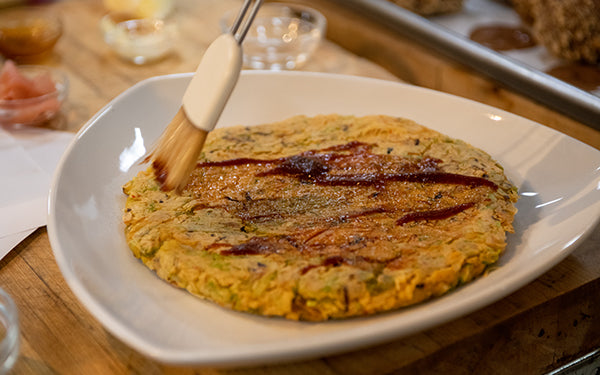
[{"x1": 149, "y1": 108, "x2": 208, "y2": 192}]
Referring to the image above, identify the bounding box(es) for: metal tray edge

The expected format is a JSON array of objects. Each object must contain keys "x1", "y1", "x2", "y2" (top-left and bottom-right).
[{"x1": 336, "y1": 0, "x2": 600, "y2": 129}]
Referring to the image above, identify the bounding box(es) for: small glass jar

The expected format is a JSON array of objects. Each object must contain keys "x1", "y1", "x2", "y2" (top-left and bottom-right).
[
  {"x1": 0, "y1": 64, "x2": 69, "y2": 127},
  {"x1": 103, "y1": 0, "x2": 174, "y2": 19},
  {"x1": 220, "y1": 2, "x2": 327, "y2": 70},
  {"x1": 0, "y1": 288, "x2": 19, "y2": 374},
  {"x1": 0, "y1": 7, "x2": 63, "y2": 63},
  {"x1": 100, "y1": 12, "x2": 177, "y2": 65}
]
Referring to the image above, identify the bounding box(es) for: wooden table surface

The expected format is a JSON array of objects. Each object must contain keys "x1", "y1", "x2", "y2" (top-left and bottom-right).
[{"x1": 1, "y1": 0, "x2": 600, "y2": 374}]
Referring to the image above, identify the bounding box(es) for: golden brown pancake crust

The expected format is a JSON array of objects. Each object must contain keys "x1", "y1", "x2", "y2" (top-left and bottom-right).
[{"x1": 123, "y1": 115, "x2": 518, "y2": 321}]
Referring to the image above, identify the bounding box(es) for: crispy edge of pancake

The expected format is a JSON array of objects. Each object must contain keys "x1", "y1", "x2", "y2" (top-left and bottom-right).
[{"x1": 122, "y1": 114, "x2": 518, "y2": 321}]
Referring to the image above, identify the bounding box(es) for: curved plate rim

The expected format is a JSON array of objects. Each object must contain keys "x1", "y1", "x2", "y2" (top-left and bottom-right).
[{"x1": 48, "y1": 70, "x2": 600, "y2": 366}]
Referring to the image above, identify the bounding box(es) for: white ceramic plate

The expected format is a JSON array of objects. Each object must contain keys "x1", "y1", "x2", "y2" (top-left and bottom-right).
[{"x1": 48, "y1": 71, "x2": 600, "y2": 366}]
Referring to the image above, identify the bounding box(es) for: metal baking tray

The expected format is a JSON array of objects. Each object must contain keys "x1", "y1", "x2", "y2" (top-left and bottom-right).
[{"x1": 336, "y1": 0, "x2": 600, "y2": 129}]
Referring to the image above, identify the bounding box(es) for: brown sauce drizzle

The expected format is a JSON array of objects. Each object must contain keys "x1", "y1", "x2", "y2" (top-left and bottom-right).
[
  {"x1": 299, "y1": 254, "x2": 403, "y2": 275},
  {"x1": 200, "y1": 141, "x2": 499, "y2": 261},
  {"x1": 264, "y1": 154, "x2": 330, "y2": 178},
  {"x1": 220, "y1": 236, "x2": 296, "y2": 256},
  {"x1": 220, "y1": 241, "x2": 267, "y2": 256},
  {"x1": 152, "y1": 159, "x2": 168, "y2": 187},
  {"x1": 321, "y1": 140, "x2": 372, "y2": 152},
  {"x1": 322, "y1": 255, "x2": 345, "y2": 267},
  {"x1": 198, "y1": 142, "x2": 496, "y2": 190},
  {"x1": 300, "y1": 264, "x2": 318, "y2": 275},
  {"x1": 300, "y1": 256, "x2": 346, "y2": 275},
  {"x1": 256, "y1": 155, "x2": 497, "y2": 189},
  {"x1": 196, "y1": 141, "x2": 373, "y2": 169},
  {"x1": 396, "y1": 202, "x2": 476, "y2": 225},
  {"x1": 469, "y1": 25, "x2": 536, "y2": 51},
  {"x1": 546, "y1": 63, "x2": 600, "y2": 92}
]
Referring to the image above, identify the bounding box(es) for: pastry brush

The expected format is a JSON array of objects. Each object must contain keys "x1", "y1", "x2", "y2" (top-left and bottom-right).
[{"x1": 149, "y1": 0, "x2": 262, "y2": 192}]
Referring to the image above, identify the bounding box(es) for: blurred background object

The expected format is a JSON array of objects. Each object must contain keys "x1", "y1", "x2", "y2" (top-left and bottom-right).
[
  {"x1": 100, "y1": 0, "x2": 176, "y2": 65},
  {"x1": 0, "y1": 6, "x2": 62, "y2": 63},
  {"x1": 100, "y1": 12, "x2": 177, "y2": 65},
  {"x1": 103, "y1": 0, "x2": 174, "y2": 19},
  {"x1": 0, "y1": 61, "x2": 68, "y2": 127},
  {"x1": 387, "y1": 0, "x2": 463, "y2": 16},
  {"x1": 0, "y1": 288, "x2": 19, "y2": 374},
  {"x1": 0, "y1": 0, "x2": 24, "y2": 8},
  {"x1": 220, "y1": 2, "x2": 326, "y2": 70}
]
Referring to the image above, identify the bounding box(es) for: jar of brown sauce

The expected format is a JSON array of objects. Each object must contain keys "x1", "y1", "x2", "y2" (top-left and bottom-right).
[{"x1": 0, "y1": 7, "x2": 63, "y2": 62}]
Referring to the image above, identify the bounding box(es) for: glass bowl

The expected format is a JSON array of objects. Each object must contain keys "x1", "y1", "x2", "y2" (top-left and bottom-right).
[
  {"x1": 0, "y1": 288, "x2": 19, "y2": 374},
  {"x1": 0, "y1": 64, "x2": 69, "y2": 127},
  {"x1": 100, "y1": 12, "x2": 177, "y2": 65},
  {"x1": 0, "y1": 7, "x2": 63, "y2": 63},
  {"x1": 102, "y1": 0, "x2": 175, "y2": 19},
  {"x1": 220, "y1": 2, "x2": 326, "y2": 70}
]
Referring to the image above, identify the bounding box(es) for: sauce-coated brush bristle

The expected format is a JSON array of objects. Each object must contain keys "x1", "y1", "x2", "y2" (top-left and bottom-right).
[
  {"x1": 149, "y1": 108, "x2": 207, "y2": 192},
  {"x1": 146, "y1": 0, "x2": 262, "y2": 192}
]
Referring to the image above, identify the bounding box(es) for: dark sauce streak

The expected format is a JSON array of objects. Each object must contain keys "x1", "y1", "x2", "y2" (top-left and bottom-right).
[
  {"x1": 321, "y1": 141, "x2": 372, "y2": 152},
  {"x1": 229, "y1": 149, "x2": 497, "y2": 188},
  {"x1": 206, "y1": 142, "x2": 498, "y2": 261},
  {"x1": 323, "y1": 255, "x2": 345, "y2": 267},
  {"x1": 197, "y1": 141, "x2": 371, "y2": 168},
  {"x1": 300, "y1": 264, "x2": 318, "y2": 275},
  {"x1": 220, "y1": 238, "x2": 274, "y2": 256},
  {"x1": 251, "y1": 153, "x2": 496, "y2": 189},
  {"x1": 268, "y1": 154, "x2": 330, "y2": 178},
  {"x1": 220, "y1": 236, "x2": 295, "y2": 256},
  {"x1": 343, "y1": 287, "x2": 350, "y2": 312},
  {"x1": 396, "y1": 202, "x2": 476, "y2": 225},
  {"x1": 300, "y1": 254, "x2": 400, "y2": 275},
  {"x1": 206, "y1": 242, "x2": 233, "y2": 250},
  {"x1": 152, "y1": 159, "x2": 167, "y2": 186}
]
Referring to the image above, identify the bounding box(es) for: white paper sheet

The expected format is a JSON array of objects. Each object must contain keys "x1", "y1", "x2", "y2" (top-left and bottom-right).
[
  {"x1": 0, "y1": 229, "x2": 36, "y2": 260},
  {"x1": 0, "y1": 126, "x2": 73, "y2": 258}
]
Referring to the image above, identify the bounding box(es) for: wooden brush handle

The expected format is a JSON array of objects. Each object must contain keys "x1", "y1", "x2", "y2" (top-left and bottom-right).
[{"x1": 182, "y1": 34, "x2": 242, "y2": 132}]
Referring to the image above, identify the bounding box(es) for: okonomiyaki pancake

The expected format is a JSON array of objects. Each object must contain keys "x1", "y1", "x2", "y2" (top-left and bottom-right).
[{"x1": 122, "y1": 114, "x2": 518, "y2": 321}]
